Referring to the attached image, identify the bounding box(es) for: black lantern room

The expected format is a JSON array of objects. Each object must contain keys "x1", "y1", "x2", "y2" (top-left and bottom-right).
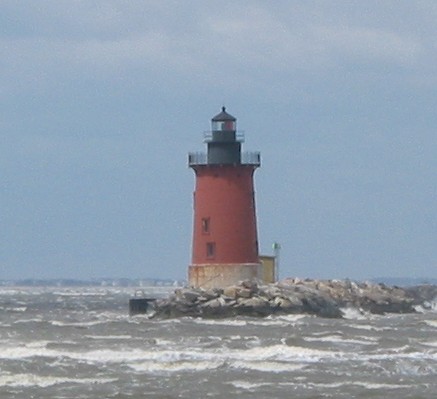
[{"x1": 207, "y1": 107, "x2": 241, "y2": 164}]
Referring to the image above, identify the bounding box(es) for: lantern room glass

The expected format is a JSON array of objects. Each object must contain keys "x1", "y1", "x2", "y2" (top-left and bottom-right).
[{"x1": 212, "y1": 120, "x2": 236, "y2": 132}]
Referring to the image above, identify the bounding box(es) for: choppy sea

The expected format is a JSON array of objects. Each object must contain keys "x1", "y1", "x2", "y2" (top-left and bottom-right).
[{"x1": 0, "y1": 286, "x2": 436, "y2": 398}]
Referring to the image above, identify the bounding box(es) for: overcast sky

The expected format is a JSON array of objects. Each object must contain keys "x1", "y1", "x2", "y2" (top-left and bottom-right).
[{"x1": 1, "y1": 1, "x2": 436, "y2": 281}]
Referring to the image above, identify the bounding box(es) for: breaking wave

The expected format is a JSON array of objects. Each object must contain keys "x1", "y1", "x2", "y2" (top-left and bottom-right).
[{"x1": 1, "y1": 285, "x2": 436, "y2": 398}]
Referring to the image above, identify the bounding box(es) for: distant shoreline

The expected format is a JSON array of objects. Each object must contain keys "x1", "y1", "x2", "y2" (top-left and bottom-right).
[
  {"x1": 0, "y1": 278, "x2": 185, "y2": 288},
  {"x1": 1, "y1": 276, "x2": 437, "y2": 288}
]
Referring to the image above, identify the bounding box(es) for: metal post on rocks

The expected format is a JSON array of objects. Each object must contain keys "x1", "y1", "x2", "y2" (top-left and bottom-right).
[{"x1": 272, "y1": 242, "x2": 281, "y2": 282}]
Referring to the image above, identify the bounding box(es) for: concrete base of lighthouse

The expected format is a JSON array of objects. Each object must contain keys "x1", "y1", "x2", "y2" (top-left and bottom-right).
[{"x1": 188, "y1": 263, "x2": 263, "y2": 289}]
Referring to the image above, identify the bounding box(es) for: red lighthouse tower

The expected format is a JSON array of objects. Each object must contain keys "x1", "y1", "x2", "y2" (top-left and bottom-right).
[{"x1": 188, "y1": 107, "x2": 262, "y2": 288}]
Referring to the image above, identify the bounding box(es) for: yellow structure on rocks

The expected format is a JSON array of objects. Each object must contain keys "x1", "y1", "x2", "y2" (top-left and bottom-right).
[{"x1": 259, "y1": 255, "x2": 276, "y2": 284}]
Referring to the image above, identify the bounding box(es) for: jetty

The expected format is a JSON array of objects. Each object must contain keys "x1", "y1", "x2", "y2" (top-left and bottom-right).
[{"x1": 143, "y1": 278, "x2": 437, "y2": 319}]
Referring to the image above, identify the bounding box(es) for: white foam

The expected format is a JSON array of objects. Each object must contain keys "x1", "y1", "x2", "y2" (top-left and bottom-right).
[
  {"x1": 239, "y1": 314, "x2": 308, "y2": 327},
  {"x1": 366, "y1": 349, "x2": 437, "y2": 362},
  {"x1": 0, "y1": 342, "x2": 335, "y2": 366},
  {"x1": 13, "y1": 318, "x2": 44, "y2": 324},
  {"x1": 420, "y1": 340, "x2": 437, "y2": 348},
  {"x1": 414, "y1": 305, "x2": 427, "y2": 313},
  {"x1": 248, "y1": 319, "x2": 300, "y2": 327},
  {"x1": 340, "y1": 307, "x2": 368, "y2": 320},
  {"x1": 128, "y1": 360, "x2": 223, "y2": 373},
  {"x1": 7, "y1": 306, "x2": 27, "y2": 312},
  {"x1": 424, "y1": 320, "x2": 437, "y2": 328},
  {"x1": 68, "y1": 348, "x2": 218, "y2": 364},
  {"x1": 192, "y1": 314, "x2": 307, "y2": 328},
  {"x1": 419, "y1": 299, "x2": 437, "y2": 312},
  {"x1": 4, "y1": 340, "x2": 432, "y2": 373},
  {"x1": 0, "y1": 289, "x2": 32, "y2": 296},
  {"x1": 229, "y1": 344, "x2": 335, "y2": 363},
  {"x1": 249, "y1": 320, "x2": 290, "y2": 327},
  {"x1": 279, "y1": 314, "x2": 308, "y2": 321},
  {"x1": 273, "y1": 314, "x2": 308, "y2": 322},
  {"x1": 158, "y1": 318, "x2": 181, "y2": 324},
  {"x1": 231, "y1": 361, "x2": 306, "y2": 372},
  {"x1": 304, "y1": 335, "x2": 376, "y2": 346},
  {"x1": 155, "y1": 338, "x2": 177, "y2": 346},
  {"x1": 0, "y1": 373, "x2": 117, "y2": 388},
  {"x1": 348, "y1": 324, "x2": 390, "y2": 332},
  {"x1": 306, "y1": 382, "x2": 348, "y2": 388},
  {"x1": 298, "y1": 381, "x2": 410, "y2": 390},
  {"x1": 25, "y1": 341, "x2": 51, "y2": 349},
  {"x1": 229, "y1": 380, "x2": 270, "y2": 390},
  {"x1": 85, "y1": 335, "x2": 132, "y2": 340},
  {"x1": 0, "y1": 346, "x2": 69, "y2": 360},
  {"x1": 192, "y1": 319, "x2": 248, "y2": 326},
  {"x1": 352, "y1": 381, "x2": 410, "y2": 389},
  {"x1": 51, "y1": 320, "x2": 107, "y2": 327}
]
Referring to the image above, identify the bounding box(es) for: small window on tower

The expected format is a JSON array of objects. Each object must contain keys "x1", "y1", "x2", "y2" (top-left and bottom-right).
[
  {"x1": 201, "y1": 217, "x2": 210, "y2": 234},
  {"x1": 206, "y1": 242, "x2": 216, "y2": 259}
]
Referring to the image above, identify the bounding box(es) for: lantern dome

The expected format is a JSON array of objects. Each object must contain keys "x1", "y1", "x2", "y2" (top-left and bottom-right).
[{"x1": 211, "y1": 107, "x2": 236, "y2": 132}]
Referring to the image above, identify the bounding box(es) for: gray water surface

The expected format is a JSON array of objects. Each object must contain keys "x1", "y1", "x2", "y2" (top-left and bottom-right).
[{"x1": 0, "y1": 287, "x2": 436, "y2": 398}]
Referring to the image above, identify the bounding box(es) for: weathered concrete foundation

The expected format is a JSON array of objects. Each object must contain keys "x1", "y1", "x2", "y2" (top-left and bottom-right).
[{"x1": 188, "y1": 263, "x2": 263, "y2": 289}]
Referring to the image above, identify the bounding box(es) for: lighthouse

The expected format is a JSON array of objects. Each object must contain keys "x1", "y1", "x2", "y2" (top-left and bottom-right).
[{"x1": 188, "y1": 107, "x2": 262, "y2": 289}]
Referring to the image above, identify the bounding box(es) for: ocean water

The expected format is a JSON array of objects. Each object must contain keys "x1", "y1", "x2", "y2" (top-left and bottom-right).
[{"x1": 0, "y1": 286, "x2": 436, "y2": 398}]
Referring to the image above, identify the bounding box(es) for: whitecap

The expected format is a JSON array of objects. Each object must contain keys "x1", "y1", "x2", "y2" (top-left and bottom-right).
[
  {"x1": 51, "y1": 320, "x2": 107, "y2": 327},
  {"x1": 155, "y1": 338, "x2": 177, "y2": 346},
  {"x1": 246, "y1": 319, "x2": 297, "y2": 327},
  {"x1": 352, "y1": 381, "x2": 410, "y2": 389},
  {"x1": 273, "y1": 314, "x2": 308, "y2": 323},
  {"x1": 192, "y1": 319, "x2": 248, "y2": 327},
  {"x1": 394, "y1": 359, "x2": 437, "y2": 376},
  {"x1": 306, "y1": 382, "x2": 349, "y2": 389},
  {"x1": 0, "y1": 373, "x2": 117, "y2": 388},
  {"x1": 0, "y1": 289, "x2": 30, "y2": 296},
  {"x1": 296, "y1": 381, "x2": 409, "y2": 390},
  {"x1": 340, "y1": 307, "x2": 368, "y2": 320},
  {"x1": 420, "y1": 340, "x2": 437, "y2": 348},
  {"x1": 414, "y1": 304, "x2": 427, "y2": 313},
  {"x1": 8, "y1": 306, "x2": 27, "y2": 312},
  {"x1": 424, "y1": 320, "x2": 437, "y2": 328},
  {"x1": 25, "y1": 341, "x2": 51, "y2": 349},
  {"x1": 13, "y1": 318, "x2": 43, "y2": 324},
  {"x1": 231, "y1": 360, "x2": 306, "y2": 372},
  {"x1": 128, "y1": 360, "x2": 223, "y2": 373},
  {"x1": 228, "y1": 380, "x2": 270, "y2": 390},
  {"x1": 366, "y1": 349, "x2": 437, "y2": 362},
  {"x1": 85, "y1": 335, "x2": 133, "y2": 340},
  {"x1": 229, "y1": 344, "x2": 337, "y2": 363},
  {"x1": 157, "y1": 318, "x2": 181, "y2": 324},
  {"x1": 347, "y1": 324, "x2": 390, "y2": 332},
  {"x1": 304, "y1": 335, "x2": 377, "y2": 346},
  {"x1": 64, "y1": 348, "x2": 215, "y2": 364},
  {"x1": 0, "y1": 343, "x2": 341, "y2": 367},
  {"x1": 0, "y1": 346, "x2": 75, "y2": 360}
]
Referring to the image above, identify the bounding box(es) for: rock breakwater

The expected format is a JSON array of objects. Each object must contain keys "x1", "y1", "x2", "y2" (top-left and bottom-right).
[{"x1": 149, "y1": 279, "x2": 437, "y2": 319}]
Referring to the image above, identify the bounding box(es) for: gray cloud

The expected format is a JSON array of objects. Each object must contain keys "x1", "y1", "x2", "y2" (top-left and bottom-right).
[
  {"x1": 1, "y1": 1, "x2": 436, "y2": 94},
  {"x1": 1, "y1": 1, "x2": 436, "y2": 280}
]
